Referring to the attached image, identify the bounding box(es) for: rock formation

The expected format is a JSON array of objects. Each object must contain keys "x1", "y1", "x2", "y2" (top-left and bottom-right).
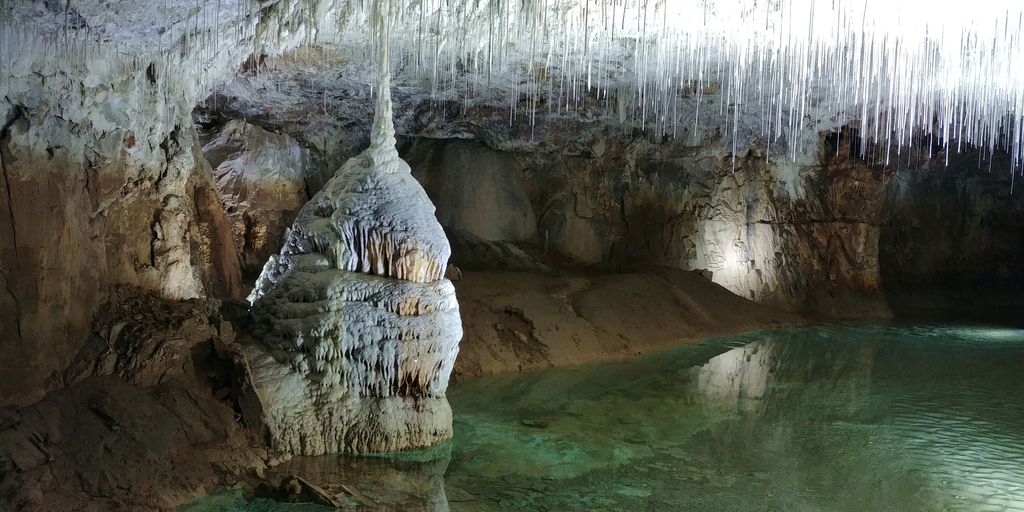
[
  {"x1": 880, "y1": 150, "x2": 1024, "y2": 319},
  {"x1": 0, "y1": 60, "x2": 243, "y2": 406},
  {"x1": 212, "y1": 58, "x2": 895, "y2": 319},
  {"x1": 201, "y1": 120, "x2": 312, "y2": 276},
  {"x1": 0, "y1": 287, "x2": 263, "y2": 512},
  {"x1": 241, "y1": 3, "x2": 462, "y2": 455},
  {"x1": 0, "y1": 0, "x2": 343, "y2": 408},
  {"x1": 404, "y1": 138, "x2": 537, "y2": 243}
]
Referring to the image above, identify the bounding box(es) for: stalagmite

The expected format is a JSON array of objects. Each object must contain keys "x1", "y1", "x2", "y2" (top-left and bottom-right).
[{"x1": 241, "y1": 0, "x2": 462, "y2": 455}]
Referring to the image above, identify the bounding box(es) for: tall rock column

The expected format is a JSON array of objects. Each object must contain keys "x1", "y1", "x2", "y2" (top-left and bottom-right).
[{"x1": 242, "y1": 0, "x2": 462, "y2": 455}]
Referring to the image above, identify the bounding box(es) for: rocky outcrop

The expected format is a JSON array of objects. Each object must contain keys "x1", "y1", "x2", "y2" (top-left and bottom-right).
[
  {"x1": 0, "y1": 0, "x2": 346, "y2": 408},
  {"x1": 0, "y1": 102, "x2": 242, "y2": 406},
  {"x1": 0, "y1": 288, "x2": 262, "y2": 512},
  {"x1": 253, "y1": 448, "x2": 451, "y2": 509},
  {"x1": 201, "y1": 120, "x2": 312, "y2": 276},
  {"x1": 60, "y1": 286, "x2": 231, "y2": 388},
  {"x1": 451, "y1": 267, "x2": 802, "y2": 380}
]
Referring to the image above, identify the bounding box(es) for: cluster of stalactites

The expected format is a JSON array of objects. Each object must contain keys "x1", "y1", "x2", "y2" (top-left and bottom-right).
[
  {"x1": 248, "y1": 0, "x2": 452, "y2": 307},
  {"x1": 0, "y1": 1, "x2": 266, "y2": 107},
  {"x1": 314, "y1": 0, "x2": 1024, "y2": 179},
  {"x1": 8, "y1": 0, "x2": 1024, "y2": 178},
  {"x1": 299, "y1": 216, "x2": 448, "y2": 284}
]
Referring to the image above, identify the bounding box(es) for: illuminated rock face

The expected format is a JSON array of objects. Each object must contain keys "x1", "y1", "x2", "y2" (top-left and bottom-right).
[{"x1": 201, "y1": 120, "x2": 312, "y2": 276}]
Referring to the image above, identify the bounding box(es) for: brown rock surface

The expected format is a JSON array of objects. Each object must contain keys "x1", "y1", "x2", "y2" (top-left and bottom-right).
[
  {"x1": 0, "y1": 288, "x2": 262, "y2": 512},
  {"x1": 0, "y1": 110, "x2": 242, "y2": 406},
  {"x1": 451, "y1": 267, "x2": 804, "y2": 381},
  {"x1": 880, "y1": 150, "x2": 1024, "y2": 320}
]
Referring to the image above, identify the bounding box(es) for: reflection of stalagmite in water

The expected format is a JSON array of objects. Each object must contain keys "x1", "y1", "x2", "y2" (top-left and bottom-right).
[
  {"x1": 239, "y1": 0, "x2": 462, "y2": 456},
  {"x1": 264, "y1": 445, "x2": 453, "y2": 510},
  {"x1": 694, "y1": 336, "x2": 877, "y2": 414}
]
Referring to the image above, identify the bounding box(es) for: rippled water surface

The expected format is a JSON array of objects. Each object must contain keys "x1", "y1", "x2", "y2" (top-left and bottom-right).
[{"x1": 183, "y1": 325, "x2": 1024, "y2": 511}]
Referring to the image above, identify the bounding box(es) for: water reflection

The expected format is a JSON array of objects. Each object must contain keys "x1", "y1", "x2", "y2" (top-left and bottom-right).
[{"x1": 181, "y1": 325, "x2": 1024, "y2": 511}]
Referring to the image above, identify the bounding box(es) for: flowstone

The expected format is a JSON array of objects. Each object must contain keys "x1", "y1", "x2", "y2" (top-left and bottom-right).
[
  {"x1": 242, "y1": 142, "x2": 462, "y2": 454},
  {"x1": 242, "y1": 3, "x2": 461, "y2": 454},
  {"x1": 242, "y1": 144, "x2": 463, "y2": 453}
]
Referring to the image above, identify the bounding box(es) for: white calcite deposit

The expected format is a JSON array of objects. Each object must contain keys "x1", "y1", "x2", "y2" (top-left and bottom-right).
[{"x1": 242, "y1": 0, "x2": 462, "y2": 455}]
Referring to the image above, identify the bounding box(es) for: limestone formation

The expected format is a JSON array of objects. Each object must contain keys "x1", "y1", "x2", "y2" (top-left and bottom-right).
[
  {"x1": 405, "y1": 138, "x2": 537, "y2": 243},
  {"x1": 242, "y1": 2, "x2": 462, "y2": 455},
  {"x1": 201, "y1": 120, "x2": 312, "y2": 275}
]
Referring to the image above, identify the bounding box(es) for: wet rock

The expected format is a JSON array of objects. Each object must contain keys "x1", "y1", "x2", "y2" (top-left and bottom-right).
[
  {"x1": 520, "y1": 419, "x2": 549, "y2": 429},
  {"x1": 255, "y1": 448, "x2": 452, "y2": 510}
]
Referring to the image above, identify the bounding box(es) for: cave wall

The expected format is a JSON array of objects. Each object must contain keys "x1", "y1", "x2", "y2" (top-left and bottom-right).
[
  {"x1": 0, "y1": 75, "x2": 243, "y2": 406},
  {"x1": 880, "y1": 154, "x2": 1024, "y2": 317},
  {"x1": 213, "y1": 63, "x2": 892, "y2": 319},
  {"x1": 209, "y1": 60, "x2": 1022, "y2": 323},
  {"x1": 397, "y1": 133, "x2": 888, "y2": 319},
  {"x1": 405, "y1": 132, "x2": 1022, "y2": 322},
  {"x1": 200, "y1": 119, "x2": 312, "y2": 278},
  {"x1": 404, "y1": 138, "x2": 537, "y2": 243},
  {"x1": 0, "y1": 0, "x2": 338, "y2": 407}
]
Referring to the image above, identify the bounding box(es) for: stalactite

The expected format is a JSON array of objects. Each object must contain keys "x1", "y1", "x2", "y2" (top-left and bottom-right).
[{"x1": 282, "y1": 0, "x2": 1024, "y2": 178}]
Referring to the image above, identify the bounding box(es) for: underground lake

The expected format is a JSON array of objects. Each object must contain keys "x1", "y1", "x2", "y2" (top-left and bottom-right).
[{"x1": 181, "y1": 324, "x2": 1024, "y2": 511}]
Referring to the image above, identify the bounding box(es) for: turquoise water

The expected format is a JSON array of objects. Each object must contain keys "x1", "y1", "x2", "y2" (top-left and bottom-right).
[{"x1": 183, "y1": 325, "x2": 1024, "y2": 511}]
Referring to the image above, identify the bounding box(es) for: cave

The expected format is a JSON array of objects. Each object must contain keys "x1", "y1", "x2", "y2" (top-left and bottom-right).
[{"x1": 2, "y1": 1, "x2": 1023, "y2": 511}]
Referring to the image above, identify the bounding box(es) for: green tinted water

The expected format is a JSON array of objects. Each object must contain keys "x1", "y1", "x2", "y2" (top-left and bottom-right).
[{"x1": 182, "y1": 325, "x2": 1024, "y2": 511}]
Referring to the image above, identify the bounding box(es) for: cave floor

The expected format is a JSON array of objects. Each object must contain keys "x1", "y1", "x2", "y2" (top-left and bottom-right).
[{"x1": 182, "y1": 324, "x2": 1024, "y2": 511}]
